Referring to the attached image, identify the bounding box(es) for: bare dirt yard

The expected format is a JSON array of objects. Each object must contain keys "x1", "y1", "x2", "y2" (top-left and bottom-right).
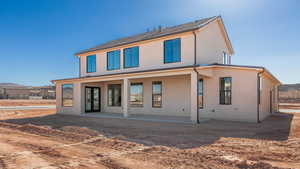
[
  {"x1": 0, "y1": 99, "x2": 56, "y2": 106},
  {"x1": 0, "y1": 102, "x2": 299, "y2": 168}
]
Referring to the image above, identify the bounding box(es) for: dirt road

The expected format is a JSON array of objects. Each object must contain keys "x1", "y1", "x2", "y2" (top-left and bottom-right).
[{"x1": 0, "y1": 108, "x2": 299, "y2": 169}]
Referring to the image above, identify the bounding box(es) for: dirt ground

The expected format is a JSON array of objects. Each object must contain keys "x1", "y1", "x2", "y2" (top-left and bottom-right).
[
  {"x1": 0, "y1": 100, "x2": 56, "y2": 106},
  {"x1": 0, "y1": 105, "x2": 299, "y2": 168}
]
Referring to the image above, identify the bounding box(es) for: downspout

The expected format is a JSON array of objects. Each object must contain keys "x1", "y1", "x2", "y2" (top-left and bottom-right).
[
  {"x1": 257, "y1": 68, "x2": 265, "y2": 123},
  {"x1": 192, "y1": 31, "x2": 200, "y2": 124}
]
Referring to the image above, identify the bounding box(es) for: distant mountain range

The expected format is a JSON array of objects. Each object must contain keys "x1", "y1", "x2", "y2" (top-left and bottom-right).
[
  {"x1": 0, "y1": 83, "x2": 31, "y2": 89},
  {"x1": 279, "y1": 84, "x2": 300, "y2": 103},
  {"x1": 0, "y1": 83, "x2": 56, "y2": 99},
  {"x1": 279, "y1": 84, "x2": 300, "y2": 91},
  {"x1": 0, "y1": 83, "x2": 53, "y2": 89}
]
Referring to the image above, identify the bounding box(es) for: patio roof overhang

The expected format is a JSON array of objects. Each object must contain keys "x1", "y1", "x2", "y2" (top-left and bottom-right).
[
  {"x1": 52, "y1": 65, "x2": 197, "y2": 84},
  {"x1": 52, "y1": 64, "x2": 280, "y2": 85}
]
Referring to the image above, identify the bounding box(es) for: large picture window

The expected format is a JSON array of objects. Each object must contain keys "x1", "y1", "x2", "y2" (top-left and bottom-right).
[
  {"x1": 220, "y1": 77, "x2": 232, "y2": 105},
  {"x1": 87, "y1": 55, "x2": 96, "y2": 73},
  {"x1": 152, "y1": 81, "x2": 162, "y2": 108},
  {"x1": 130, "y1": 83, "x2": 143, "y2": 107},
  {"x1": 198, "y1": 79, "x2": 203, "y2": 108},
  {"x1": 108, "y1": 84, "x2": 121, "y2": 106},
  {"x1": 107, "y1": 50, "x2": 120, "y2": 70},
  {"x1": 124, "y1": 46, "x2": 139, "y2": 68},
  {"x1": 62, "y1": 84, "x2": 73, "y2": 107},
  {"x1": 164, "y1": 38, "x2": 181, "y2": 63}
]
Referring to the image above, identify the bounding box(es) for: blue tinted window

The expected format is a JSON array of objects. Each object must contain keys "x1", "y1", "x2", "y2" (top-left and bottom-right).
[
  {"x1": 87, "y1": 55, "x2": 96, "y2": 73},
  {"x1": 124, "y1": 46, "x2": 139, "y2": 68},
  {"x1": 164, "y1": 38, "x2": 181, "y2": 63},
  {"x1": 107, "y1": 50, "x2": 120, "y2": 70}
]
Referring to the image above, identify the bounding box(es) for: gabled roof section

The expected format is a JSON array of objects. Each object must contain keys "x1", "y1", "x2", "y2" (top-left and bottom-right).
[{"x1": 75, "y1": 16, "x2": 219, "y2": 56}]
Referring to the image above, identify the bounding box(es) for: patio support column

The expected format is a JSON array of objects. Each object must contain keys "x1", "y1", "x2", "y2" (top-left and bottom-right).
[
  {"x1": 123, "y1": 78, "x2": 129, "y2": 117},
  {"x1": 190, "y1": 71, "x2": 198, "y2": 122},
  {"x1": 73, "y1": 82, "x2": 82, "y2": 115}
]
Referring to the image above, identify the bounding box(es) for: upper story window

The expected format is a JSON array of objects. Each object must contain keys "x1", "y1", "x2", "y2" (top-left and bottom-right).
[
  {"x1": 124, "y1": 46, "x2": 139, "y2": 68},
  {"x1": 220, "y1": 77, "x2": 232, "y2": 105},
  {"x1": 107, "y1": 50, "x2": 120, "y2": 70},
  {"x1": 164, "y1": 38, "x2": 181, "y2": 63},
  {"x1": 87, "y1": 55, "x2": 96, "y2": 73},
  {"x1": 62, "y1": 84, "x2": 73, "y2": 107},
  {"x1": 223, "y1": 52, "x2": 230, "y2": 64}
]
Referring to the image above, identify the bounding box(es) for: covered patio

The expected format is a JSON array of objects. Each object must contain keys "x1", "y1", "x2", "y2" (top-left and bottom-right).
[{"x1": 55, "y1": 66, "x2": 213, "y2": 123}]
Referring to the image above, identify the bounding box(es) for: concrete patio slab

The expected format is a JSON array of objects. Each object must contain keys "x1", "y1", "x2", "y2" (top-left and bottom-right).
[{"x1": 81, "y1": 112, "x2": 209, "y2": 124}]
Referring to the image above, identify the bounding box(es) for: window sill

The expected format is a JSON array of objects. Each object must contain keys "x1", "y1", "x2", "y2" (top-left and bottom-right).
[
  {"x1": 164, "y1": 61, "x2": 181, "y2": 64},
  {"x1": 107, "y1": 68, "x2": 120, "y2": 71},
  {"x1": 124, "y1": 66, "x2": 139, "y2": 69},
  {"x1": 130, "y1": 105, "x2": 143, "y2": 108}
]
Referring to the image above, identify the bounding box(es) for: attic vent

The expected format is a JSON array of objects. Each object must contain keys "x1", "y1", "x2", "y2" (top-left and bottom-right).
[{"x1": 146, "y1": 25, "x2": 163, "y2": 32}]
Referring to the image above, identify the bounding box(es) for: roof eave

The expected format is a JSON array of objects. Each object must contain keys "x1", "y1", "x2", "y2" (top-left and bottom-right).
[
  {"x1": 216, "y1": 16, "x2": 234, "y2": 55},
  {"x1": 74, "y1": 28, "x2": 201, "y2": 57}
]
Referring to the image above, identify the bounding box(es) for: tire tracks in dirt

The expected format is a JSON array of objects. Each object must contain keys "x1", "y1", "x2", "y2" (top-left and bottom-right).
[
  {"x1": 0, "y1": 141, "x2": 52, "y2": 169},
  {"x1": 1, "y1": 111, "x2": 300, "y2": 169},
  {"x1": 0, "y1": 123, "x2": 148, "y2": 169},
  {"x1": 0, "y1": 158, "x2": 7, "y2": 169}
]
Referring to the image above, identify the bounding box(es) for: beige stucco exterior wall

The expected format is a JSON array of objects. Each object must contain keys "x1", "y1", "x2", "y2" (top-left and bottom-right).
[
  {"x1": 199, "y1": 68, "x2": 259, "y2": 122},
  {"x1": 196, "y1": 20, "x2": 229, "y2": 65},
  {"x1": 56, "y1": 67, "x2": 279, "y2": 123},
  {"x1": 79, "y1": 20, "x2": 229, "y2": 77},
  {"x1": 56, "y1": 82, "x2": 82, "y2": 115},
  {"x1": 259, "y1": 74, "x2": 279, "y2": 121},
  {"x1": 56, "y1": 75, "x2": 191, "y2": 117},
  {"x1": 128, "y1": 75, "x2": 191, "y2": 117},
  {"x1": 80, "y1": 34, "x2": 195, "y2": 77}
]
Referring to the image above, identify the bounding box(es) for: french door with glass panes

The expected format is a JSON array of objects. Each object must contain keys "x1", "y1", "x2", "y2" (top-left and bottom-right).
[{"x1": 85, "y1": 87, "x2": 101, "y2": 112}]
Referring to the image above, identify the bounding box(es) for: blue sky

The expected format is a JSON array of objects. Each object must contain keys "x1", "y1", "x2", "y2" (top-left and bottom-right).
[{"x1": 0, "y1": 0, "x2": 299, "y2": 86}]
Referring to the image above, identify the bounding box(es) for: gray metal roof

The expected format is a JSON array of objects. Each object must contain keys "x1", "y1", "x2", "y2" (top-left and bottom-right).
[{"x1": 75, "y1": 16, "x2": 218, "y2": 55}]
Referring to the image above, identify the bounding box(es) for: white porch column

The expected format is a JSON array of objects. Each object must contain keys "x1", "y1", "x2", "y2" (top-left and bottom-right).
[
  {"x1": 190, "y1": 71, "x2": 198, "y2": 122},
  {"x1": 123, "y1": 78, "x2": 129, "y2": 117}
]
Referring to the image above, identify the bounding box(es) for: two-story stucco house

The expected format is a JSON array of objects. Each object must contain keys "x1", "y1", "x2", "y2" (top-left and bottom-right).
[{"x1": 52, "y1": 16, "x2": 281, "y2": 123}]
